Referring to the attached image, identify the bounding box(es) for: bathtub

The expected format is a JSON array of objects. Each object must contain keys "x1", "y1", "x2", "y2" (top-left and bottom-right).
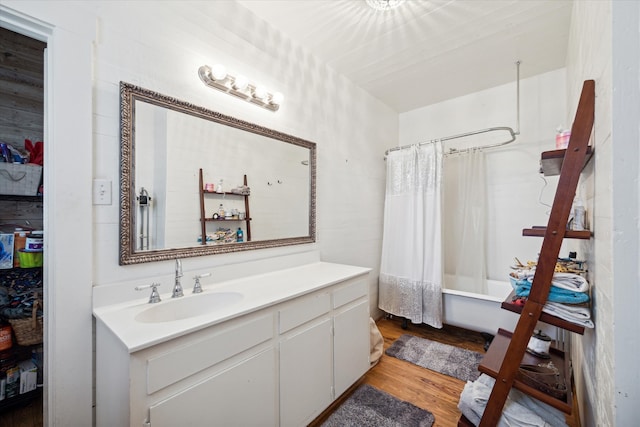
[
  {"x1": 442, "y1": 276, "x2": 517, "y2": 334},
  {"x1": 442, "y1": 275, "x2": 558, "y2": 340}
]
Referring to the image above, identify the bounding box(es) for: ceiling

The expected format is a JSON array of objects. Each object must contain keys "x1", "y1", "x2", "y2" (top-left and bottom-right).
[{"x1": 237, "y1": 0, "x2": 573, "y2": 113}]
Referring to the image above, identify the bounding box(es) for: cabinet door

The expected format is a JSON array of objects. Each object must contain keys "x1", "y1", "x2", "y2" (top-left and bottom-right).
[
  {"x1": 149, "y1": 348, "x2": 277, "y2": 427},
  {"x1": 334, "y1": 300, "x2": 370, "y2": 397},
  {"x1": 279, "y1": 318, "x2": 332, "y2": 427}
]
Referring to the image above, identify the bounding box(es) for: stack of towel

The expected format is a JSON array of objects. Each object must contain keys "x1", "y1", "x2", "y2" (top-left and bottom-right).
[
  {"x1": 230, "y1": 185, "x2": 250, "y2": 196},
  {"x1": 509, "y1": 270, "x2": 594, "y2": 328},
  {"x1": 458, "y1": 374, "x2": 568, "y2": 426},
  {"x1": 214, "y1": 227, "x2": 237, "y2": 244}
]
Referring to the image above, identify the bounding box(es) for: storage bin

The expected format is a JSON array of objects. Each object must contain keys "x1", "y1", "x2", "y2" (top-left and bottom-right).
[
  {"x1": 8, "y1": 298, "x2": 42, "y2": 346},
  {"x1": 0, "y1": 163, "x2": 42, "y2": 196},
  {"x1": 17, "y1": 249, "x2": 43, "y2": 268}
]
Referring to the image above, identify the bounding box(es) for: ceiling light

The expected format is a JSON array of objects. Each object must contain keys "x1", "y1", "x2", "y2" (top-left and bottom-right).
[{"x1": 366, "y1": 0, "x2": 406, "y2": 11}]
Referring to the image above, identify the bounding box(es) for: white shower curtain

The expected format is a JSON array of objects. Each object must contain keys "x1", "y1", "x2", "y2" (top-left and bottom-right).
[
  {"x1": 444, "y1": 148, "x2": 487, "y2": 294},
  {"x1": 378, "y1": 143, "x2": 444, "y2": 328}
]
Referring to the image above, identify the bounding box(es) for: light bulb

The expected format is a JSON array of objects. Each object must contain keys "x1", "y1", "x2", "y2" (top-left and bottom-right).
[
  {"x1": 366, "y1": 0, "x2": 406, "y2": 11},
  {"x1": 270, "y1": 92, "x2": 284, "y2": 105},
  {"x1": 233, "y1": 75, "x2": 248, "y2": 91},
  {"x1": 210, "y1": 64, "x2": 227, "y2": 81},
  {"x1": 253, "y1": 85, "x2": 267, "y2": 101}
]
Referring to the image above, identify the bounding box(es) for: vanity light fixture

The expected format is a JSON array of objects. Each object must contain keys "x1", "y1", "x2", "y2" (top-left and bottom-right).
[{"x1": 198, "y1": 64, "x2": 284, "y2": 112}]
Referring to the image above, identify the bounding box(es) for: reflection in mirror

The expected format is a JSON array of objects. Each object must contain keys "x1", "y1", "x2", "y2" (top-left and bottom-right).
[{"x1": 119, "y1": 82, "x2": 316, "y2": 265}]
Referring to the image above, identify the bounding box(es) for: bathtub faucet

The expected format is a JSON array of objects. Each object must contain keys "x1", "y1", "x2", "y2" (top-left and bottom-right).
[{"x1": 172, "y1": 259, "x2": 184, "y2": 298}]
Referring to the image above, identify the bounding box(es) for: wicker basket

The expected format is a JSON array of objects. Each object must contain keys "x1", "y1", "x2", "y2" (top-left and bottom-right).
[{"x1": 8, "y1": 298, "x2": 43, "y2": 346}]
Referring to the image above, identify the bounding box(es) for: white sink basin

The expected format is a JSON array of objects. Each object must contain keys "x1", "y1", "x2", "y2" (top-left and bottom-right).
[{"x1": 135, "y1": 292, "x2": 243, "y2": 323}]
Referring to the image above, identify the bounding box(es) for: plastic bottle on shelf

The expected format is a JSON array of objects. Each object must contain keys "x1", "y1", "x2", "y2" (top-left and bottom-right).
[
  {"x1": 218, "y1": 204, "x2": 225, "y2": 218},
  {"x1": 13, "y1": 229, "x2": 27, "y2": 268},
  {"x1": 556, "y1": 127, "x2": 571, "y2": 149},
  {"x1": 236, "y1": 228, "x2": 244, "y2": 243},
  {"x1": 572, "y1": 198, "x2": 586, "y2": 231},
  {"x1": 0, "y1": 321, "x2": 12, "y2": 351}
]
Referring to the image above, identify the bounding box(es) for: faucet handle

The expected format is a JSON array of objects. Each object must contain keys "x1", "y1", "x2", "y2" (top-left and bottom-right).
[
  {"x1": 135, "y1": 283, "x2": 162, "y2": 304},
  {"x1": 192, "y1": 273, "x2": 211, "y2": 294}
]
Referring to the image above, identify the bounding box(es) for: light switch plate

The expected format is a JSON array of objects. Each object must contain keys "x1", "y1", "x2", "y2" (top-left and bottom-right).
[{"x1": 93, "y1": 179, "x2": 112, "y2": 205}]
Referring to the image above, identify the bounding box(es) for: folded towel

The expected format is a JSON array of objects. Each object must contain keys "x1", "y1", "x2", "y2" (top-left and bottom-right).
[
  {"x1": 511, "y1": 271, "x2": 589, "y2": 293},
  {"x1": 543, "y1": 302, "x2": 594, "y2": 328},
  {"x1": 230, "y1": 185, "x2": 250, "y2": 195},
  {"x1": 458, "y1": 374, "x2": 568, "y2": 427},
  {"x1": 510, "y1": 278, "x2": 590, "y2": 304}
]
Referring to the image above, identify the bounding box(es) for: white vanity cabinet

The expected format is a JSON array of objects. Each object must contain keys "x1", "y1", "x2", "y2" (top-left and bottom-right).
[
  {"x1": 94, "y1": 262, "x2": 370, "y2": 427},
  {"x1": 148, "y1": 347, "x2": 277, "y2": 427},
  {"x1": 278, "y1": 277, "x2": 370, "y2": 427},
  {"x1": 97, "y1": 310, "x2": 278, "y2": 427},
  {"x1": 279, "y1": 291, "x2": 333, "y2": 427},
  {"x1": 333, "y1": 280, "x2": 370, "y2": 397}
]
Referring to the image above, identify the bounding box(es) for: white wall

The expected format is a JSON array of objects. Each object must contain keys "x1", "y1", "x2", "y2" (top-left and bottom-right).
[
  {"x1": 1, "y1": 2, "x2": 95, "y2": 426},
  {"x1": 567, "y1": 1, "x2": 640, "y2": 425},
  {"x1": 399, "y1": 69, "x2": 567, "y2": 283},
  {"x1": 89, "y1": 1, "x2": 394, "y2": 305},
  {"x1": 2, "y1": 1, "x2": 397, "y2": 424},
  {"x1": 566, "y1": 2, "x2": 613, "y2": 426},
  {"x1": 610, "y1": 3, "x2": 640, "y2": 423}
]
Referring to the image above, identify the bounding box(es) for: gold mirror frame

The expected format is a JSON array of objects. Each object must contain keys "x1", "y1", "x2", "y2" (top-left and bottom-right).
[{"x1": 119, "y1": 82, "x2": 316, "y2": 265}]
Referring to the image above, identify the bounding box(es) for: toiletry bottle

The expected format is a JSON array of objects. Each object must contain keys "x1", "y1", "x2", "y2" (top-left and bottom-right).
[
  {"x1": 216, "y1": 179, "x2": 224, "y2": 194},
  {"x1": 0, "y1": 351, "x2": 17, "y2": 399},
  {"x1": 218, "y1": 203, "x2": 225, "y2": 218},
  {"x1": 0, "y1": 321, "x2": 12, "y2": 351},
  {"x1": 572, "y1": 198, "x2": 586, "y2": 231},
  {"x1": 236, "y1": 228, "x2": 244, "y2": 243},
  {"x1": 556, "y1": 127, "x2": 571, "y2": 149},
  {"x1": 13, "y1": 229, "x2": 27, "y2": 268}
]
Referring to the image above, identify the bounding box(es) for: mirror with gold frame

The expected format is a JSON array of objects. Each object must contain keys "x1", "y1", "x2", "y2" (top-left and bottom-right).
[{"x1": 119, "y1": 82, "x2": 316, "y2": 265}]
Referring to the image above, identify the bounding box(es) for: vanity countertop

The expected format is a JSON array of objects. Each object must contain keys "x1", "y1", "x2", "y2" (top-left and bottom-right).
[{"x1": 93, "y1": 261, "x2": 370, "y2": 353}]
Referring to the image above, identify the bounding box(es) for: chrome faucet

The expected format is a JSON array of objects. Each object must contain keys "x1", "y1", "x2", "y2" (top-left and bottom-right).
[
  {"x1": 172, "y1": 259, "x2": 184, "y2": 298},
  {"x1": 135, "y1": 283, "x2": 162, "y2": 303},
  {"x1": 192, "y1": 273, "x2": 211, "y2": 294}
]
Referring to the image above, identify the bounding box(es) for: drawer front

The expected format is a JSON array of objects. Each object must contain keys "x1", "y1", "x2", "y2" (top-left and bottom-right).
[
  {"x1": 279, "y1": 292, "x2": 331, "y2": 334},
  {"x1": 333, "y1": 278, "x2": 367, "y2": 309},
  {"x1": 149, "y1": 348, "x2": 277, "y2": 427},
  {"x1": 147, "y1": 313, "x2": 273, "y2": 394}
]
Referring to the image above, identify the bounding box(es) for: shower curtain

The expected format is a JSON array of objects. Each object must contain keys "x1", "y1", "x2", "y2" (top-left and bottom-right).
[
  {"x1": 378, "y1": 143, "x2": 444, "y2": 328},
  {"x1": 444, "y1": 148, "x2": 487, "y2": 294}
]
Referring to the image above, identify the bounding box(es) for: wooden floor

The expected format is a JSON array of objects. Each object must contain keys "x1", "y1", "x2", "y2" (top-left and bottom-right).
[
  {"x1": 0, "y1": 318, "x2": 579, "y2": 426},
  {"x1": 310, "y1": 317, "x2": 580, "y2": 427},
  {"x1": 0, "y1": 392, "x2": 42, "y2": 427}
]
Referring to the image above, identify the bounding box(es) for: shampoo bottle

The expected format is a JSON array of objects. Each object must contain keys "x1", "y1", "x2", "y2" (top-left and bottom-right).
[{"x1": 236, "y1": 228, "x2": 244, "y2": 243}]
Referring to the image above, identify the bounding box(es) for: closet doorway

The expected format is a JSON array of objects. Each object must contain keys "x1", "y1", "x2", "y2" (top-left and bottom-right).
[{"x1": 0, "y1": 26, "x2": 45, "y2": 426}]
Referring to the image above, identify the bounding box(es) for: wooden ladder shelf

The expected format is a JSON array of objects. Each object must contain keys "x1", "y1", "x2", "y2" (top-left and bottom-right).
[{"x1": 472, "y1": 80, "x2": 595, "y2": 426}]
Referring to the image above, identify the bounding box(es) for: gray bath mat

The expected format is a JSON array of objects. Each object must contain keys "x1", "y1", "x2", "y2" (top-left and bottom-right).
[
  {"x1": 321, "y1": 384, "x2": 434, "y2": 427},
  {"x1": 386, "y1": 334, "x2": 483, "y2": 382}
]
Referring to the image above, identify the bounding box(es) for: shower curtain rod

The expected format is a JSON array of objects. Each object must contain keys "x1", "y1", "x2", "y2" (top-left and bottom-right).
[{"x1": 385, "y1": 61, "x2": 521, "y2": 159}]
